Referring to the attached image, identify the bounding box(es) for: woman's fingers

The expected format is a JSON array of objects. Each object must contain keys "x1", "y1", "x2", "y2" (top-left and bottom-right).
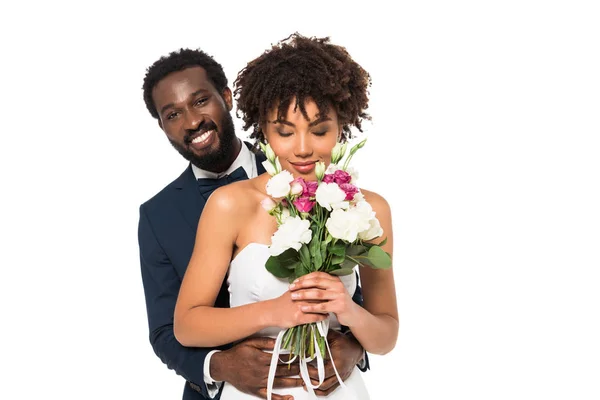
[
  {"x1": 291, "y1": 289, "x2": 340, "y2": 301},
  {"x1": 289, "y1": 272, "x2": 342, "y2": 291}
]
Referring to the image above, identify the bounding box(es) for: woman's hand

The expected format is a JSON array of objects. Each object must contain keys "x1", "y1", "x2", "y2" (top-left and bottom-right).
[
  {"x1": 268, "y1": 290, "x2": 328, "y2": 329},
  {"x1": 288, "y1": 272, "x2": 360, "y2": 327}
]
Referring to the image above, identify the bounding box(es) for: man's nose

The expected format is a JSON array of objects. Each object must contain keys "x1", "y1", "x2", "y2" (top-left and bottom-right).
[{"x1": 183, "y1": 109, "x2": 204, "y2": 131}]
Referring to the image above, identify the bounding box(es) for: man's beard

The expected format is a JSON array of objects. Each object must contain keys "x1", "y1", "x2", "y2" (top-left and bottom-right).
[{"x1": 169, "y1": 112, "x2": 237, "y2": 172}]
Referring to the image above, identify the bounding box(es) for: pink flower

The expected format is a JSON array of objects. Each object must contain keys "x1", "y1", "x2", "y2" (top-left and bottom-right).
[
  {"x1": 293, "y1": 196, "x2": 315, "y2": 213},
  {"x1": 333, "y1": 170, "x2": 352, "y2": 185},
  {"x1": 323, "y1": 170, "x2": 352, "y2": 185},
  {"x1": 339, "y1": 183, "x2": 359, "y2": 201},
  {"x1": 304, "y1": 181, "x2": 318, "y2": 197},
  {"x1": 323, "y1": 174, "x2": 335, "y2": 184}
]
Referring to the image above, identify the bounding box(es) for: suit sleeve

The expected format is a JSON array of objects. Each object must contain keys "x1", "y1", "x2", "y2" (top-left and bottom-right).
[{"x1": 138, "y1": 204, "x2": 227, "y2": 398}]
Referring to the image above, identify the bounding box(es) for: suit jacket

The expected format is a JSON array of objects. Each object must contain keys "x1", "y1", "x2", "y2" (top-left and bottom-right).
[{"x1": 138, "y1": 143, "x2": 367, "y2": 400}]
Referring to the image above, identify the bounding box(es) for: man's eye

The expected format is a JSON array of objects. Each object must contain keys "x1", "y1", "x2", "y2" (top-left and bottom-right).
[
  {"x1": 167, "y1": 112, "x2": 179, "y2": 120},
  {"x1": 195, "y1": 97, "x2": 208, "y2": 106}
]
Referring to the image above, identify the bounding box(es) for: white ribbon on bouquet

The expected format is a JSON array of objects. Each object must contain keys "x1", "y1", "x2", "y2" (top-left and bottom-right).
[{"x1": 266, "y1": 319, "x2": 356, "y2": 400}]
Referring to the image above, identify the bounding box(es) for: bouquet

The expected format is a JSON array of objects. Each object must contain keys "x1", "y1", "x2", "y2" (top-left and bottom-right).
[{"x1": 260, "y1": 138, "x2": 391, "y2": 377}]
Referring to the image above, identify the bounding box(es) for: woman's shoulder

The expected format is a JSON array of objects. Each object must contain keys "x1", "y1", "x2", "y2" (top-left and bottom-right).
[
  {"x1": 359, "y1": 188, "x2": 390, "y2": 213},
  {"x1": 207, "y1": 176, "x2": 266, "y2": 212}
]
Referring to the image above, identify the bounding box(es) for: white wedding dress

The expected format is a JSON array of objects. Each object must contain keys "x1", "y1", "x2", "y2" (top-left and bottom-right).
[{"x1": 221, "y1": 243, "x2": 370, "y2": 399}]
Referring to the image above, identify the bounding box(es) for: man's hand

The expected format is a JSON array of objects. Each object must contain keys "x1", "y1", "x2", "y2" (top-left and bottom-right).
[
  {"x1": 306, "y1": 330, "x2": 364, "y2": 396},
  {"x1": 210, "y1": 336, "x2": 302, "y2": 400}
]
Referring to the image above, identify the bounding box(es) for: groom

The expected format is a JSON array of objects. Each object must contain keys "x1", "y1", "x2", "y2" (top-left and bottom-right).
[{"x1": 139, "y1": 48, "x2": 368, "y2": 400}]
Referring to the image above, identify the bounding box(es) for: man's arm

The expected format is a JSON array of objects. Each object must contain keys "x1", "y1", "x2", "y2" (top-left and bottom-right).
[
  {"x1": 139, "y1": 205, "x2": 220, "y2": 398},
  {"x1": 139, "y1": 205, "x2": 303, "y2": 400}
]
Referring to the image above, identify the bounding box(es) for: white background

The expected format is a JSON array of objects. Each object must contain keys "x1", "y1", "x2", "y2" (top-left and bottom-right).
[{"x1": 1, "y1": 1, "x2": 599, "y2": 399}]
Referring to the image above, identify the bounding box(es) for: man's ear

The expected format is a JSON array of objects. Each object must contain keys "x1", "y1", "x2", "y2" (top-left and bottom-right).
[
  {"x1": 158, "y1": 119, "x2": 163, "y2": 130},
  {"x1": 222, "y1": 87, "x2": 233, "y2": 111}
]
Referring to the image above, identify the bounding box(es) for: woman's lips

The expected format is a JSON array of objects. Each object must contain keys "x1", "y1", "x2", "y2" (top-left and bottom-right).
[{"x1": 290, "y1": 161, "x2": 316, "y2": 174}]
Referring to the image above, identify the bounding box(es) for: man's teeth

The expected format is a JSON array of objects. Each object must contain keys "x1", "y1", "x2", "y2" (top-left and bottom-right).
[{"x1": 192, "y1": 130, "x2": 214, "y2": 143}]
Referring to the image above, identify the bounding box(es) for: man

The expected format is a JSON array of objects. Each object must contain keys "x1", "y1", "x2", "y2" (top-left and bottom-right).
[{"x1": 139, "y1": 48, "x2": 368, "y2": 400}]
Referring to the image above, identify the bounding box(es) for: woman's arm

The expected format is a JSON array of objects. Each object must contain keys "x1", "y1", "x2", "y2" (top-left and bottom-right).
[
  {"x1": 174, "y1": 185, "x2": 326, "y2": 348},
  {"x1": 290, "y1": 190, "x2": 399, "y2": 355}
]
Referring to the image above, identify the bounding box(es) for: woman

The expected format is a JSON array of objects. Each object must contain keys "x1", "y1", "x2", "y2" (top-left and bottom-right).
[{"x1": 174, "y1": 33, "x2": 398, "y2": 399}]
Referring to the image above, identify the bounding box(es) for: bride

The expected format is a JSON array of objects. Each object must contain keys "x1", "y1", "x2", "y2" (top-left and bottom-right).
[{"x1": 174, "y1": 33, "x2": 398, "y2": 399}]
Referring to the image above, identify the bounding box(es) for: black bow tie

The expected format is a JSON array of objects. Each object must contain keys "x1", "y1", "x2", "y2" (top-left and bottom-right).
[{"x1": 197, "y1": 166, "x2": 248, "y2": 198}]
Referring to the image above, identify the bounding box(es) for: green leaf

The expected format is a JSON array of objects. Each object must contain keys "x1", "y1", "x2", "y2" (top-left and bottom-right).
[
  {"x1": 329, "y1": 242, "x2": 346, "y2": 257},
  {"x1": 340, "y1": 258, "x2": 357, "y2": 269},
  {"x1": 330, "y1": 267, "x2": 355, "y2": 276},
  {"x1": 367, "y1": 246, "x2": 392, "y2": 269},
  {"x1": 377, "y1": 237, "x2": 388, "y2": 247},
  {"x1": 277, "y1": 248, "x2": 300, "y2": 265},
  {"x1": 310, "y1": 236, "x2": 323, "y2": 270},
  {"x1": 265, "y1": 256, "x2": 294, "y2": 278},
  {"x1": 299, "y1": 244, "x2": 311, "y2": 269},
  {"x1": 295, "y1": 261, "x2": 310, "y2": 278},
  {"x1": 320, "y1": 241, "x2": 328, "y2": 265},
  {"x1": 346, "y1": 244, "x2": 367, "y2": 257},
  {"x1": 331, "y1": 254, "x2": 345, "y2": 265}
]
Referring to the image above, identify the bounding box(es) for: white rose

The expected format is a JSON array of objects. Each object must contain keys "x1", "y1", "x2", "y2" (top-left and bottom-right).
[
  {"x1": 315, "y1": 182, "x2": 347, "y2": 211},
  {"x1": 351, "y1": 192, "x2": 365, "y2": 204},
  {"x1": 358, "y1": 217, "x2": 384, "y2": 240},
  {"x1": 353, "y1": 200, "x2": 375, "y2": 218},
  {"x1": 325, "y1": 207, "x2": 371, "y2": 242},
  {"x1": 351, "y1": 200, "x2": 383, "y2": 240},
  {"x1": 269, "y1": 216, "x2": 312, "y2": 256},
  {"x1": 266, "y1": 170, "x2": 294, "y2": 198}
]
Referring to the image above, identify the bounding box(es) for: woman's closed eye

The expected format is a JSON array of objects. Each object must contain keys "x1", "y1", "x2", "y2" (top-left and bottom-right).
[{"x1": 277, "y1": 130, "x2": 293, "y2": 137}]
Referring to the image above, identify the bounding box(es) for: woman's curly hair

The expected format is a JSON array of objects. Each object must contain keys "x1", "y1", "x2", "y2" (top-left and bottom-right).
[{"x1": 234, "y1": 33, "x2": 371, "y2": 144}]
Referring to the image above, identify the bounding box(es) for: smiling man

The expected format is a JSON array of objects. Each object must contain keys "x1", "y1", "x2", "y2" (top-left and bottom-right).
[
  {"x1": 138, "y1": 48, "x2": 367, "y2": 400},
  {"x1": 152, "y1": 65, "x2": 240, "y2": 173}
]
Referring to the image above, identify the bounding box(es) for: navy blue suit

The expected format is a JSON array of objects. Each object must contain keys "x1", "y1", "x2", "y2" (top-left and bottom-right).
[{"x1": 138, "y1": 144, "x2": 366, "y2": 399}]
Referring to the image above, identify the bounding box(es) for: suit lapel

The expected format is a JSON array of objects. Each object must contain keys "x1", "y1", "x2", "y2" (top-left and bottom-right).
[{"x1": 173, "y1": 165, "x2": 206, "y2": 234}]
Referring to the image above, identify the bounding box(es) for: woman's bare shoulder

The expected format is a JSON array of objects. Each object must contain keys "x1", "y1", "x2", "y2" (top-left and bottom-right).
[
  {"x1": 359, "y1": 188, "x2": 390, "y2": 213},
  {"x1": 206, "y1": 175, "x2": 268, "y2": 213}
]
